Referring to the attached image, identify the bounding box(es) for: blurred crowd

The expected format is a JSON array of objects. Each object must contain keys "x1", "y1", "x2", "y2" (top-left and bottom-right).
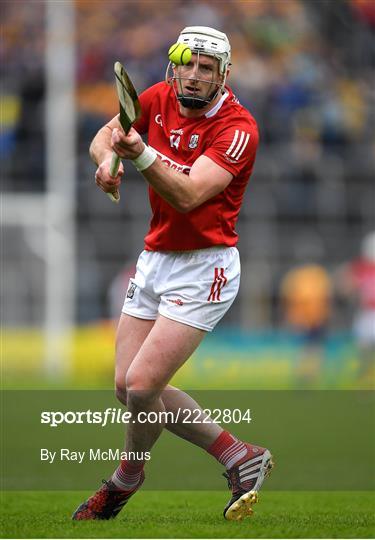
[
  {"x1": 2, "y1": 1, "x2": 375, "y2": 176},
  {"x1": 73, "y1": 0, "x2": 375, "y2": 150}
]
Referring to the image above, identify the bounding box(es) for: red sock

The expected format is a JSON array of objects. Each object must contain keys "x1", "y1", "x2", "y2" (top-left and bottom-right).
[
  {"x1": 112, "y1": 459, "x2": 144, "y2": 491},
  {"x1": 207, "y1": 431, "x2": 248, "y2": 470}
]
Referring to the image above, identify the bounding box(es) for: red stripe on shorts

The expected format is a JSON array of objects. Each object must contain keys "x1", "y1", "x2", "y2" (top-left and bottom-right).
[
  {"x1": 207, "y1": 267, "x2": 228, "y2": 302},
  {"x1": 216, "y1": 268, "x2": 228, "y2": 300}
]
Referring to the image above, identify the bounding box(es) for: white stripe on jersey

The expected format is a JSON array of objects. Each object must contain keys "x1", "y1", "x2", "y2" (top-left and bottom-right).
[
  {"x1": 226, "y1": 130, "x2": 239, "y2": 157},
  {"x1": 231, "y1": 130, "x2": 245, "y2": 158},
  {"x1": 226, "y1": 130, "x2": 251, "y2": 161},
  {"x1": 235, "y1": 133, "x2": 250, "y2": 160}
]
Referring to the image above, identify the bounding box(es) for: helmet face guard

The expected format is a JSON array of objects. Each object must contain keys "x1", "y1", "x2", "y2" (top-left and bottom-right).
[
  {"x1": 166, "y1": 26, "x2": 231, "y2": 110},
  {"x1": 166, "y1": 51, "x2": 224, "y2": 110}
]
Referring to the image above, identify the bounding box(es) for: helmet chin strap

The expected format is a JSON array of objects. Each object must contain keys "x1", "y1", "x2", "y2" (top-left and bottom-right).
[{"x1": 177, "y1": 88, "x2": 219, "y2": 109}]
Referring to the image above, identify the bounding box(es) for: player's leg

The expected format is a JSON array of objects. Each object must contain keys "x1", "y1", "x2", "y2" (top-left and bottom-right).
[
  {"x1": 158, "y1": 384, "x2": 274, "y2": 522},
  {"x1": 113, "y1": 316, "x2": 221, "y2": 447},
  {"x1": 113, "y1": 313, "x2": 223, "y2": 448},
  {"x1": 114, "y1": 313, "x2": 155, "y2": 404},
  {"x1": 72, "y1": 313, "x2": 156, "y2": 521},
  {"x1": 124, "y1": 314, "x2": 207, "y2": 455},
  {"x1": 100, "y1": 316, "x2": 211, "y2": 521},
  {"x1": 162, "y1": 385, "x2": 222, "y2": 447},
  {"x1": 72, "y1": 313, "x2": 218, "y2": 521}
]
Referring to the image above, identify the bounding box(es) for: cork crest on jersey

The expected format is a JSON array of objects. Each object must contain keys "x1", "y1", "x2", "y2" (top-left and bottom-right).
[{"x1": 189, "y1": 134, "x2": 200, "y2": 149}]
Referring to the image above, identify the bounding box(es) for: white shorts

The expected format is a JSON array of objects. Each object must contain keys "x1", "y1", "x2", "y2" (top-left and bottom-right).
[{"x1": 122, "y1": 247, "x2": 240, "y2": 332}]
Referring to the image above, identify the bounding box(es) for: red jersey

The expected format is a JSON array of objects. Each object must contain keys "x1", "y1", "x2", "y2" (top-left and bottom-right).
[{"x1": 133, "y1": 81, "x2": 259, "y2": 251}]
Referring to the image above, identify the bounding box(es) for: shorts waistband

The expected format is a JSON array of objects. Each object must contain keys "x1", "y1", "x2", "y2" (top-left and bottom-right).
[{"x1": 148, "y1": 245, "x2": 236, "y2": 256}]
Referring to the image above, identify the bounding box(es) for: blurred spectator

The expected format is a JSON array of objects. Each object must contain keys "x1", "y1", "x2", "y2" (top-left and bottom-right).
[
  {"x1": 351, "y1": 0, "x2": 375, "y2": 27},
  {"x1": 336, "y1": 231, "x2": 375, "y2": 383},
  {"x1": 280, "y1": 264, "x2": 333, "y2": 384},
  {"x1": 11, "y1": 70, "x2": 46, "y2": 190}
]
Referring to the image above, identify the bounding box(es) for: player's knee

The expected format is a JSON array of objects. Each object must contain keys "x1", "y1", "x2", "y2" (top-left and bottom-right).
[
  {"x1": 126, "y1": 389, "x2": 154, "y2": 412},
  {"x1": 114, "y1": 376, "x2": 127, "y2": 405},
  {"x1": 125, "y1": 372, "x2": 158, "y2": 410}
]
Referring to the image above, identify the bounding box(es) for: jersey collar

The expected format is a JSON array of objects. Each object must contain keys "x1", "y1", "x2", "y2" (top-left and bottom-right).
[{"x1": 204, "y1": 90, "x2": 229, "y2": 118}]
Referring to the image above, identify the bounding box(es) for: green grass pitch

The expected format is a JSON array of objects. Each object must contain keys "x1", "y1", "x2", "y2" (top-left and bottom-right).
[{"x1": 1, "y1": 490, "x2": 374, "y2": 538}]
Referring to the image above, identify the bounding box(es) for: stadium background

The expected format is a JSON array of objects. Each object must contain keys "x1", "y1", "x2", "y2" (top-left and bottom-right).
[{"x1": 1, "y1": 0, "x2": 374, "y2": 389}]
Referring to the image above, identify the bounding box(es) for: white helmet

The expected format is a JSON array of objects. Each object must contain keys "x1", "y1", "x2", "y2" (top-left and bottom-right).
[{"x1": 177, "y1": 26, "x2": 231, "y2": 75}]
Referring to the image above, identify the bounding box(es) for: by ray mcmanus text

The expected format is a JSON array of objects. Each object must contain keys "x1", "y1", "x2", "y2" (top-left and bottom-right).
[{"x1": 40, "y1": 448, "x2": 151, "y2": 464}]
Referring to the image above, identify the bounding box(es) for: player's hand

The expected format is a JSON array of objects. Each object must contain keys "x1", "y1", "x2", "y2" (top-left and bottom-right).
[
  {"x1": 95, "y1": 158, "x2": 124, "y2": 194},
  {"x1": 111, "y1": 127, "x2": 145, "y2": 160}
]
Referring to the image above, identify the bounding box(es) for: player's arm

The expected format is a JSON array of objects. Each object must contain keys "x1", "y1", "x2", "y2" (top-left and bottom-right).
[
  {"x1": 143, "y1": 154, "x2": 232, "y2": 212},
  {"x1": 89, "y1": 115, "x2": 125, "y2": 193},
  {"x1": 89, "y1": 115, "x2": 122, "y2": 166},
  {"x1": 111, "y1": 127, "x2": 233, "y2": 212},
  {"x1": 90, "y1": 80, "x2": 154, "y2": 195}
]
